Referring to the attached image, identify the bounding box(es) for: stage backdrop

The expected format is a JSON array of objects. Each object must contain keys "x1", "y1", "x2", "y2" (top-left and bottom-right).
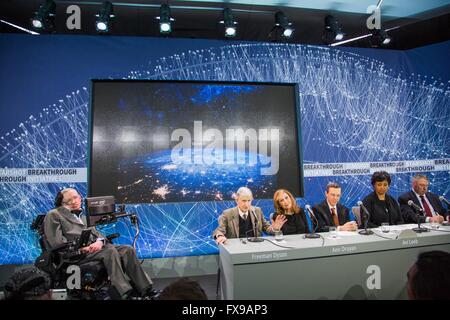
[{"x1": 0, "y1": 34, "x2": 449, "y2": 265}]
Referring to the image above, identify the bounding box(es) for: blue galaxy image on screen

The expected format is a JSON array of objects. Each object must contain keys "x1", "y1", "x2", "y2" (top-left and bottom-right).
[{"x1": 90, "y1": 81, "x2": 302, "y2": 203}]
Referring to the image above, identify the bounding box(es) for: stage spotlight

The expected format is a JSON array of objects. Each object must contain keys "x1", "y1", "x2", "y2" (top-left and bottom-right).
[
  {"x1": 95, "y1": 1, "x2": 114, "y2": 33},
  {"x1": 157, "y1": 4, "x2": 174, "y2": 34},
  {"x1": 31, "y1": 0, "x2": 55, "y2": 31},
  {"x1": 371, "y1": 28, "x2": 392, "y2": 46},
  {"x1": 275, "y1": 11, "x2": 294, "y2": 38},
  {"x1": 324, "y1": 15, "x2": 344, "y2": 44},
  {"x1": 220, "y1": 8, "x2": 237, "y2": 38}
]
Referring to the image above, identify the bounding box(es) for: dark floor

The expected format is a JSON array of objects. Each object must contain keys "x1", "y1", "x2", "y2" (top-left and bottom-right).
[
  {"x1": 154, "y1": 274, "x2": 220, "y2": 300},
  {"x1": 0, "y1": 266, "x2": 220, "y2": 300}
]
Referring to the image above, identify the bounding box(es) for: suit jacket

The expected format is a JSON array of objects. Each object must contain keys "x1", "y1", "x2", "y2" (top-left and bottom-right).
[
  {"x1": 398, "y1": 191, "x2": 448, "y2": 223},
  {"x1": 212, "y1": 206, "x2": 272, "y2": 239},
  {"x1": 44, "y1": 206, "x2": 104, "y2": 250},
  {"x1": 313, "y1": 201, "x2": 352, "y2": 232},
  {"x1": 362, "y1": 192, "x2": 403, "y2": 228}
]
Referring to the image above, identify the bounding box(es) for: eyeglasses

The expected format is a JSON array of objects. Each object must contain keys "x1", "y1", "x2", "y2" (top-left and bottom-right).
[{"x1": 63, "y1": 194, "x2": 81, "y2": 205}]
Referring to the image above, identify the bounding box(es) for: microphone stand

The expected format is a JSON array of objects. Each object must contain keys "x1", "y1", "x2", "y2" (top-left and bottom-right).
[
  {"x1": 247, "y1": 210, "x2": 264, "y2": 242},
  {"x1": 130, "y1": 214, "x2": 140, "y2": 250},
  {"x1": 358, "y1": 205, "x2": 373, "y2": 235},
  {"x1": 412, "y1": 209, "x2": 429, "y2": 233},
  {"x1": 305, "y1": 207, "x2": 320, "y2": 239}
]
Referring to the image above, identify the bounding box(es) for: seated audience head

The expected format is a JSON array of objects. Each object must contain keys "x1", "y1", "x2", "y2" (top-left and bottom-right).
[
  {"x1": 325, "y1": 182, "x2": 342, "y2": 207},
  {"x1": 158, "y1": 278, "x2": 208, "y2": 300},
  {"x1": 273, "y1": 189, "x2": 300, "y2": 215},
  {"x1": 407, "y1": 250, "x2": 450, "y2": 300},
  {"x1": 371, "y1": 171, "x2": 391, "y2": 196},
  {"x1": 412, "y1": 174, "x2": 429, "y2": 196},
  {"x1": 234, "y1": 187, "x2": 253, "y2": 213},
  {"x1": 54, "y1": 188, "x2": 82, "y2": 211},
  {"x1": 4, "y1": 267, "x2": 52, "y2": 300}
]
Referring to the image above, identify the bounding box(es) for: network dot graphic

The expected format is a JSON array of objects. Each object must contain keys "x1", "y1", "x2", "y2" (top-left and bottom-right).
[{"x1": 0, "y1": 43, "x2": 448, "y2": 264}]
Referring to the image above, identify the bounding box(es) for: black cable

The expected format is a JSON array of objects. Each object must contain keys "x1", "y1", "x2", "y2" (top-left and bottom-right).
[
  {"x1": 242, "y1": 232, "x2": 326, "y2": 249},
  {"x1": 128, "y1": 214, "x2": 144, "y2": 264},
  {"x1": 372, "y1": 231, "x2": 397, "y2": 240},
  {"x1": 264, "y1": 238, "x2": 296, "y2": 249},
  {"x1": 248, "y1": 237, "x2": 296, "y2": 249},
  {"x1": 316, "y1": 233, "x2": 325, "y2": 247},
  {"x1": 303, "y1": 233, "x2": 326, "y2": 247}
]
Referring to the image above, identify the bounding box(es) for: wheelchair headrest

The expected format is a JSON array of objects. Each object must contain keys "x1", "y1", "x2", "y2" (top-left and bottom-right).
[{"x1": 31, "y1": 214, "x2": 46, "y2": 232}]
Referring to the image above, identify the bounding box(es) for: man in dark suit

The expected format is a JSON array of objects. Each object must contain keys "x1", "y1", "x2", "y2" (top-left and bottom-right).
[
  {"x1": 313, "y1": 182, "x2": 357, "y2": 232},
  {"x1": 398, "y1": 174, "x2": 448, "y2": 224},
  {"x1": 44, "y1": 188, "x2": 159, "y2": 299}
]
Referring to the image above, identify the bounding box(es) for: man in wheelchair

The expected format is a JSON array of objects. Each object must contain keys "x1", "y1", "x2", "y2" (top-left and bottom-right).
[{"x1": 39, "y1": 187, "x2": 159, "y2": 300}]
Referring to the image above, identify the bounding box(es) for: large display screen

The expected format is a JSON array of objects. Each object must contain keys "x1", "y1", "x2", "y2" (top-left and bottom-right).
[{"x1": 89, "y1": 80, "x2": 303, "y2": 203}]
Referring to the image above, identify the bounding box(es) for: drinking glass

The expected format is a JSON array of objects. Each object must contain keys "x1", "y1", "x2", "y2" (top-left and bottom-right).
[
  {"x1": 274, "y1": 230, "x2": 284, "y2": 241},
  {"x1": 329, "y1": 226, "x2": 337, "y2": 238}
]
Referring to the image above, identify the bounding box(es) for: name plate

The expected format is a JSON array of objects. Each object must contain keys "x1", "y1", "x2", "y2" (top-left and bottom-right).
[
  {"x1": 331, "y1": 245, "x2": 358, "y2": 254},
  {"x1": 251, "y1": 252, "x2": 288, "y2": 261},
  {"x1": 402, "y1": 239, "x2": 419, "y2": 246}
]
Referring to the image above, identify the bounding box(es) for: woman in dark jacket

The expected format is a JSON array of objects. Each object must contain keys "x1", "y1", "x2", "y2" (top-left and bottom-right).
[
  {"x1": 362, "y1": 171, "x2": 404, "y2": 228},
  {"x1": 272, "y1": 189, "x2": 309, "y2": 235}
]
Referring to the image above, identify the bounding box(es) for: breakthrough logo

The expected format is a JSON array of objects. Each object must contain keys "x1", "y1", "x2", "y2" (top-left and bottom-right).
[{"x1": 170, "y1": 121, "x2": 280, "y2": 175}]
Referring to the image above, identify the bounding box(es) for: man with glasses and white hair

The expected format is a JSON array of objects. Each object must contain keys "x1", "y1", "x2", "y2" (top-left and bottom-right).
[
  {"x1": 43, "y1": 188, "x2": 159, "y2": 299},
  {"x1": 212, "y1": 187, "x2": 286, "y2": 245}
]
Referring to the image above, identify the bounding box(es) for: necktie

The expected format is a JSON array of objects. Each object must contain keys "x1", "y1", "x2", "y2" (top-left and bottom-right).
[
  {"x1": 420, "y1": 196, "x2": 433, "y2": 217},
  {"x1": 243, "y1": 213, "x2": 248, "y2": 220},
  {"x1": 331, "y1": 207, "x2": 339, "y2": 226}
]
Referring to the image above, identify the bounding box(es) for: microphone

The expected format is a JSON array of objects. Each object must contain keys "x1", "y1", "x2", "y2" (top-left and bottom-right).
[
  {"x1": 304, "y1": 205, "x2": 320, "y2": 239},
  {"x1": 247, "y1": 209, "x2": 264, "y2": 243},
  {"x1": 439, "y1": 196, "x2": 450, "y2": 206},
  {"x1": 357, "y1": 201, "x2": 369, "y2": 216},
  {"x1": 357, "y1": 201, "x2": 373, "y2": 235},
  {"x1": 407, "y1": 200, "x2": 423, "y2": 212},
  {"x1": 408, "y1": 200, "x2": 429, "y2": 233}
]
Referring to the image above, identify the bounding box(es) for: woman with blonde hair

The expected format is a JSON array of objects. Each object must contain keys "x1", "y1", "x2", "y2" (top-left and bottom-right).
[{"x1": 272, "y1": 189, "x2": 309, "y2": 235}]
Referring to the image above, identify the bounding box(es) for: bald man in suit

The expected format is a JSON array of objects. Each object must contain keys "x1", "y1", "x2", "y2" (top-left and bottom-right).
[{"x1": 398, "y1": 174, "x2": 448, "y2": 224}]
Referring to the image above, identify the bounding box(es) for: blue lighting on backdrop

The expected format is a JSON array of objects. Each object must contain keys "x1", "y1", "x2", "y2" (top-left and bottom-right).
[{"x1": 0, "y1": 35, "x2": 449, "y2": 264}]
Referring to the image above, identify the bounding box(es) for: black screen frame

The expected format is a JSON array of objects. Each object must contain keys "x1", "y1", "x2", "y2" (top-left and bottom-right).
[{"x1": 88, "y1": 79, "x2": 304, "y2": 202}]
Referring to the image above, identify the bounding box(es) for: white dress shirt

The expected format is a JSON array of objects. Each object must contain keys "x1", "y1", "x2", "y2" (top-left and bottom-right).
[{"x1": 413, "y1": 190, "x2": 437, "y2": 223}]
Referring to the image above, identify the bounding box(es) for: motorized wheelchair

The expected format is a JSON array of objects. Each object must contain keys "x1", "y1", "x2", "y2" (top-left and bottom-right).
[
  {"x1": 31, "y1": 196, "x2": 139, "y2": 300},
  {"x1": 31, "y1": 214, "x2": 119, "y2": 300}
]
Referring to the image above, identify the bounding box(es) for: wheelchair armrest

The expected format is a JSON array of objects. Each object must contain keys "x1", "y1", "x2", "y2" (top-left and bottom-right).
[
  {"x1": 50, "y1": 242, "x2": 84, "y2": 261},
  {"x1": 106, "y1": 233, "x2": 120, "y2": 243},
  {"x1": 50, "y1": 242, "x2": 72, "y2": 253}
]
